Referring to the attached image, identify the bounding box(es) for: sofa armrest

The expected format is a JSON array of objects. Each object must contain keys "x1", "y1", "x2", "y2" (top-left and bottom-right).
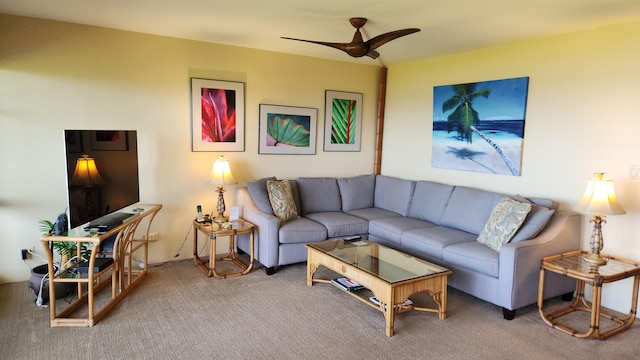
[
  {"x1": 498, "y1": 211, "x2": 581, "y2": 310},
  {"x1": 236, "y1": 187, "x2": 281, "y2": 269}
]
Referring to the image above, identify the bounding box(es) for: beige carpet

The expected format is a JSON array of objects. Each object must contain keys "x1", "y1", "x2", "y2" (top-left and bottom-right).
[{"x1": 1, "y1": 259, "x2": 639, "y2": 360}]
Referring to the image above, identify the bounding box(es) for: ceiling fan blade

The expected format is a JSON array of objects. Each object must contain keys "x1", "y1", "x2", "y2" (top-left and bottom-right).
[
  {"x1": 282, "y1": 18, "x2": 420, "y2": 60},
  {"x1": 282, "y1": 37, "x2": 369, "y2": 58},
  {"x1": 366, "y1": 28, "x2": 421, "y2": 51}
]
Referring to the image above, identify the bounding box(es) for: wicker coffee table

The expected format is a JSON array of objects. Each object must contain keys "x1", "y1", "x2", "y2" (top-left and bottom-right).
[{"x1": 306, "y1": 238, "x2": 452, "y2": 337}]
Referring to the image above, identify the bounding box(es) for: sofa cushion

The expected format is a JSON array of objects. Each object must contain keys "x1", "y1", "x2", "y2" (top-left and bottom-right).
[
  {"x1": 247, "y1": 176, "x2": 276, "y2": 214},
  {"x1": 440, "y1": 186, "x2": 503, "y2": 234},
  {"x1": 442, "y1": 242, "x2": 499, "y2": 278},
  {"x1": 287, "y1": 180, "x2": 302, "y2": 216},
  {"x1": 374, "y1": 175, "x2": 415, "y2": 216},
  {"x1": 408, "y1": 181, "x2": 454, "y2": 224},
  {"x1": 278, "y1": 217, "x2": 327, "y2": 244},
  {"x1": 267, "y1": 180, "x2": 300, "y2": 223},
  {"x1": 304, "y1": 212, "x2": 369, "y2": 238},
  {"x1": 368, "y1": 217, "x2": 433, "y2": 244},
  {"x1": 401, "y1": 226, "x2": 477, "y2": 260},
  {"x1": 477, "y1": 198, "x2": 532, "y2": 251},
  {"x1": 345, "y1": 207, "x2": 401, "y2": 221},
  {"x1": 511, "y1": 204, "x2": 555, "y2": 242},
  {"x1": 337, "y1": 174, "x2": 375, "y2": 211},
  {"x1": 296, "y1": 177, "x2": 342, "y2": 214}
]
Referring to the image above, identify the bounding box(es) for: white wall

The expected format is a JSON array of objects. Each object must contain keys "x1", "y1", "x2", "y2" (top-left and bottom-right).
[
  {"x1": 383, "y1": 19, "x2": 640, "y2": 312},
  {"x1": 0, "y1": 15, "x2": 380, "y2": 283}
]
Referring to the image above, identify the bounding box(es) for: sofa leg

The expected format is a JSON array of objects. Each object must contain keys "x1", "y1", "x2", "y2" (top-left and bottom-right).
[
  {"x1": 265, "y1": 267, "x2": 276, "y2": 276},
  {"x1": 561, "y1": 291, "x2": 574, "y2": 301},
  {"x1": 502, "y1": 308, "x2": 516, "y2": 320}
]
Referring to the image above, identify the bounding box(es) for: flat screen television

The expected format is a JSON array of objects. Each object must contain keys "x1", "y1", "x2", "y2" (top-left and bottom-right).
[{"x1": 64, "y1": 130, "x2": 140, "y2": 229}]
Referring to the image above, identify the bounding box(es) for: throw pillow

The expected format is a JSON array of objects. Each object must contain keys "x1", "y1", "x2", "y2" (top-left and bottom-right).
[
  {"x1": 267, "y1": 180, "x2": 300, "y2": 223},
  {"x1": 477, "y1": 197, "x2": 532, "y2": 251}
]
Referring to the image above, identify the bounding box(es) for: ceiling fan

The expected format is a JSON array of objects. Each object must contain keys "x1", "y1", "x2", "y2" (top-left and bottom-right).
[{"x1": 282, "y1": 17, "x2": 420, "y2": 59}]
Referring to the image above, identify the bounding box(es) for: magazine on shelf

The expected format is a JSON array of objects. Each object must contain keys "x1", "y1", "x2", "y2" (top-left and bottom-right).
[
  {"x1": 331, "y1": 277, "x2": 364, "y2": 291},
  {"x1": 369, "y1": 296, "x2": 413, "y2": 310}
]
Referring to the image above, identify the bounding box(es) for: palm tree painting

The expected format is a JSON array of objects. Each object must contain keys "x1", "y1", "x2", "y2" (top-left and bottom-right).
[{"x1": 432, "y1": 77, "x2": 529, "y2": 176}]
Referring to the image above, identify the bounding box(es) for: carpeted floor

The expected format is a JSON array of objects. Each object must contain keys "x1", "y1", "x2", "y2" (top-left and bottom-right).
[{"x1": 1, "y1": 259, "x2": 639, "y2": 360}]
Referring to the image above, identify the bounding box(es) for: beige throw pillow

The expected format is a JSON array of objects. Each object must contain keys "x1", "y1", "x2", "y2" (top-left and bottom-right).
[
  {"x1": 266, "y1": 180, "x2": 300, "y2": 223},
  {"x1": 477, "y1": 198, "x2": 532, "y2": 251}
]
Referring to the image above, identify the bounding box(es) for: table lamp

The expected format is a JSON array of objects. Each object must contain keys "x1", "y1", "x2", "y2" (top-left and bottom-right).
[
  {"x1": 70, "y1": 154, "x2": 106, "y2": 218},
  {"x1": 575, "y1": 172, "x2": 626, "y2": 265},
  {"x1": 208, "y1": 155, "x2": 237, "y2": 223}
]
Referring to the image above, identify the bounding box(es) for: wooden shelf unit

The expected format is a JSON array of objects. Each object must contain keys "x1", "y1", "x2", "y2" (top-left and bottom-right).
[{"x1": 40, "y1": 204, "x2": 162, "y2": 327}]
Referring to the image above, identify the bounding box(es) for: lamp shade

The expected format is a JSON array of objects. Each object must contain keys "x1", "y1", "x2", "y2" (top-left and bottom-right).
[
  {"x1": 70, "y1": 155, "x2": 105, "y2": 186},
  {"x1": 208, "y1": 156, "x2": 237, "y2": 186},
  {"x1": 576, "y1": 173, "x2": 625, "y2": 215}
]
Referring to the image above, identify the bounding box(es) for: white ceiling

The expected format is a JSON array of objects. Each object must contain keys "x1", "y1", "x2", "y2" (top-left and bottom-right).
[{"x1": 2, "y1": 0, "x2": 640, "y2": 66}]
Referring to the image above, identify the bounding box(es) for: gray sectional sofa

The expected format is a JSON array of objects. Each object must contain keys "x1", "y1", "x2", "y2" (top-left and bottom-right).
[{"x1": 235, "y1": 174, "x2": 580, "y2": 319}]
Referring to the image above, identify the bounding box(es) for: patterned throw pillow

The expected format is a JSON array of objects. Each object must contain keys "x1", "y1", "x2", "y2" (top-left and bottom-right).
[
  {"x1": 266, "y1": 180, "x2": 300, "y2": 223},
  {"x1": 477, "y1": 198, "x2": 532, "y2": 251}
]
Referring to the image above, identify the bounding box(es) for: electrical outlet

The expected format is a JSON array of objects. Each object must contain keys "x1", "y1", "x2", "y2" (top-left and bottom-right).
[
  {"x1": 148, "y1": 232, "x2": 160, "y2": 241},
  {"x1": 630, "y1": 165, "x2": 640, "y2": 179}
]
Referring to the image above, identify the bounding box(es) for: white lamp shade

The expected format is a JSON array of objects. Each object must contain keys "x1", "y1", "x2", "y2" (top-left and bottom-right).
[
  {"x1": 70, "y1": 155, "x2": 105, "y2": 186},
  {"x1": 208, "y1": 156, "x2": 237, "y2": 186},
  {"x1": 576, "y1": 173, "x2": 625, "y2": 215}
]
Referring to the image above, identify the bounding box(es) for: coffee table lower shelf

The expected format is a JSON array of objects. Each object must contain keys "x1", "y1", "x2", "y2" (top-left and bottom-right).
[{"x1": 306, "y1": 241, "x2": 451, "y2": 337}]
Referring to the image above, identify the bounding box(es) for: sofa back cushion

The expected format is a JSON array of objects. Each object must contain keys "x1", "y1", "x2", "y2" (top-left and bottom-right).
[
  {"x1": 337, "y1": 175, "x2": 375, "y2": 211},
  {"x1": 247, "y1": 176, "x2": 276, "y2": 214},
  {"x1": 440, "y1": 186, "x2": 503, "y2": 234},
  {"x1": 511, "y1": 204, "x2": 555, "y2": 242},
  {"x1": 374, "y1": 175, "x2": 415, "y2": 216},
  {"x1": 296, "y1": 177, "x2": 342, "y2": 214},
  {"x1": 408, "y1": 181, "x2": 454, "y2": 224}
]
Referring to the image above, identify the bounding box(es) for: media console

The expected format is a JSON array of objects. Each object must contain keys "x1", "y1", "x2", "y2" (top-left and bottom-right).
[{"x1": 40, "y1": 204, "x2": 162, "y2": 327}]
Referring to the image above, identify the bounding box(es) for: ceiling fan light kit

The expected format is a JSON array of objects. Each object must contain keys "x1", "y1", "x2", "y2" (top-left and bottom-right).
[{"x1": 282, "y1": 17, "x2": 420, "y2": 59}]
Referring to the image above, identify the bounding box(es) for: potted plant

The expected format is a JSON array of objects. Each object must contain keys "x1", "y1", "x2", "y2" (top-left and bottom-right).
[
  {"x1": 38, "y1": 220, "x2": 87, "y2": 267},
  {"x1": 29, "y1": 219, "x2": 87, "y2": 305}
]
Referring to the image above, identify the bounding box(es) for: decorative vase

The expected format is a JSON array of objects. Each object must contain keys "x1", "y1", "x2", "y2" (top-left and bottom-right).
[{"x1": 28, "y1": 264, "x2": 74, "y2": 303}]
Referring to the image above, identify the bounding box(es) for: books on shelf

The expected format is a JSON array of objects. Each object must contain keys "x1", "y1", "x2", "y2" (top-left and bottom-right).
[
  {"x1": 369, "y1": 296, "x2": 413, "y2": 310},
  {"x1": 331, "y1": 277, "x2": 364, "y2": 291}
]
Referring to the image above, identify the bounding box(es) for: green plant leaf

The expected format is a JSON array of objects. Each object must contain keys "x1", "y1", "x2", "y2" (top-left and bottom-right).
[
  {"x1": 331, "y1": 99, "x2": 356, "y2": 144},
  {"x1": 266, "y1": 115, "x2": 310, "y2": 147}
]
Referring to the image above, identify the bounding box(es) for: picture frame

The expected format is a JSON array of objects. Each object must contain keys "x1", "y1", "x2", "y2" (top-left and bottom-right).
[
  {"x1": 90, "y1": 130, "x2": 128, "y2": 151},
  {"x1": 191, "y1": 78, "x2": 245, "y2": 152},
  {"x1": 259, "y1": 104, "x2": 317, "y2": 155},
  {"x1": 324, "y1": 90, "x2": 363, "y2": 152}
]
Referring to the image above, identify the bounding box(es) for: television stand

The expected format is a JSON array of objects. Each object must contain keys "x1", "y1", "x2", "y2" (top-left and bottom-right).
[{"x1": 40, "y1": 204, "x2": 162, "y2": 327}]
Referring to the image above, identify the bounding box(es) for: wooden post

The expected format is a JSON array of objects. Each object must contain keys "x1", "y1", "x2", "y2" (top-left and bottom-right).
[{"x1": 374, "y1": 67, "x2": 387, "y2": 175}]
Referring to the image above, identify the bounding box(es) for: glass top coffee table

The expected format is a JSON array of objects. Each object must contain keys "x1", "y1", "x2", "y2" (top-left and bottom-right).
[{"x1": 306, "y1": 238, "x2": 452, "y2": 337}]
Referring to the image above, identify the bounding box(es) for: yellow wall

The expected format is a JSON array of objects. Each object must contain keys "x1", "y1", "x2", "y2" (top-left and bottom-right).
[
  {"x1": 3, "y1": 13, "x2": 640, "y2": 313},
  {"x1": 384, "y1": 19, "x2": 640, "y2": 312},
  {"x1": 0, "y1": 15, "x2": 380, "y2": 283}
]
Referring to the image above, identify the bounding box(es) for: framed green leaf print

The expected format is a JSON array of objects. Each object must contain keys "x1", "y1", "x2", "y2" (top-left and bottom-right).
[{"x1": 324, "y1": 90, "x2": 362, "y2": 152}]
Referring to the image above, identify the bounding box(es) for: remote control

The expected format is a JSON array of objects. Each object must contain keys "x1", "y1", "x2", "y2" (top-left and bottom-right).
[{"x1": 343, "y1": 235, "x2": 361, "y2": 241}]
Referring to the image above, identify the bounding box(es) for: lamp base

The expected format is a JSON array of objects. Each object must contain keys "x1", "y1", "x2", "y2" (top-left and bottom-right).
[
  {"x1": 213, "y1": 215, "x2": 228, "y2": 224},
  {"x1": 584, "y1": 252, "x2": 607, "y2": 265}
]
